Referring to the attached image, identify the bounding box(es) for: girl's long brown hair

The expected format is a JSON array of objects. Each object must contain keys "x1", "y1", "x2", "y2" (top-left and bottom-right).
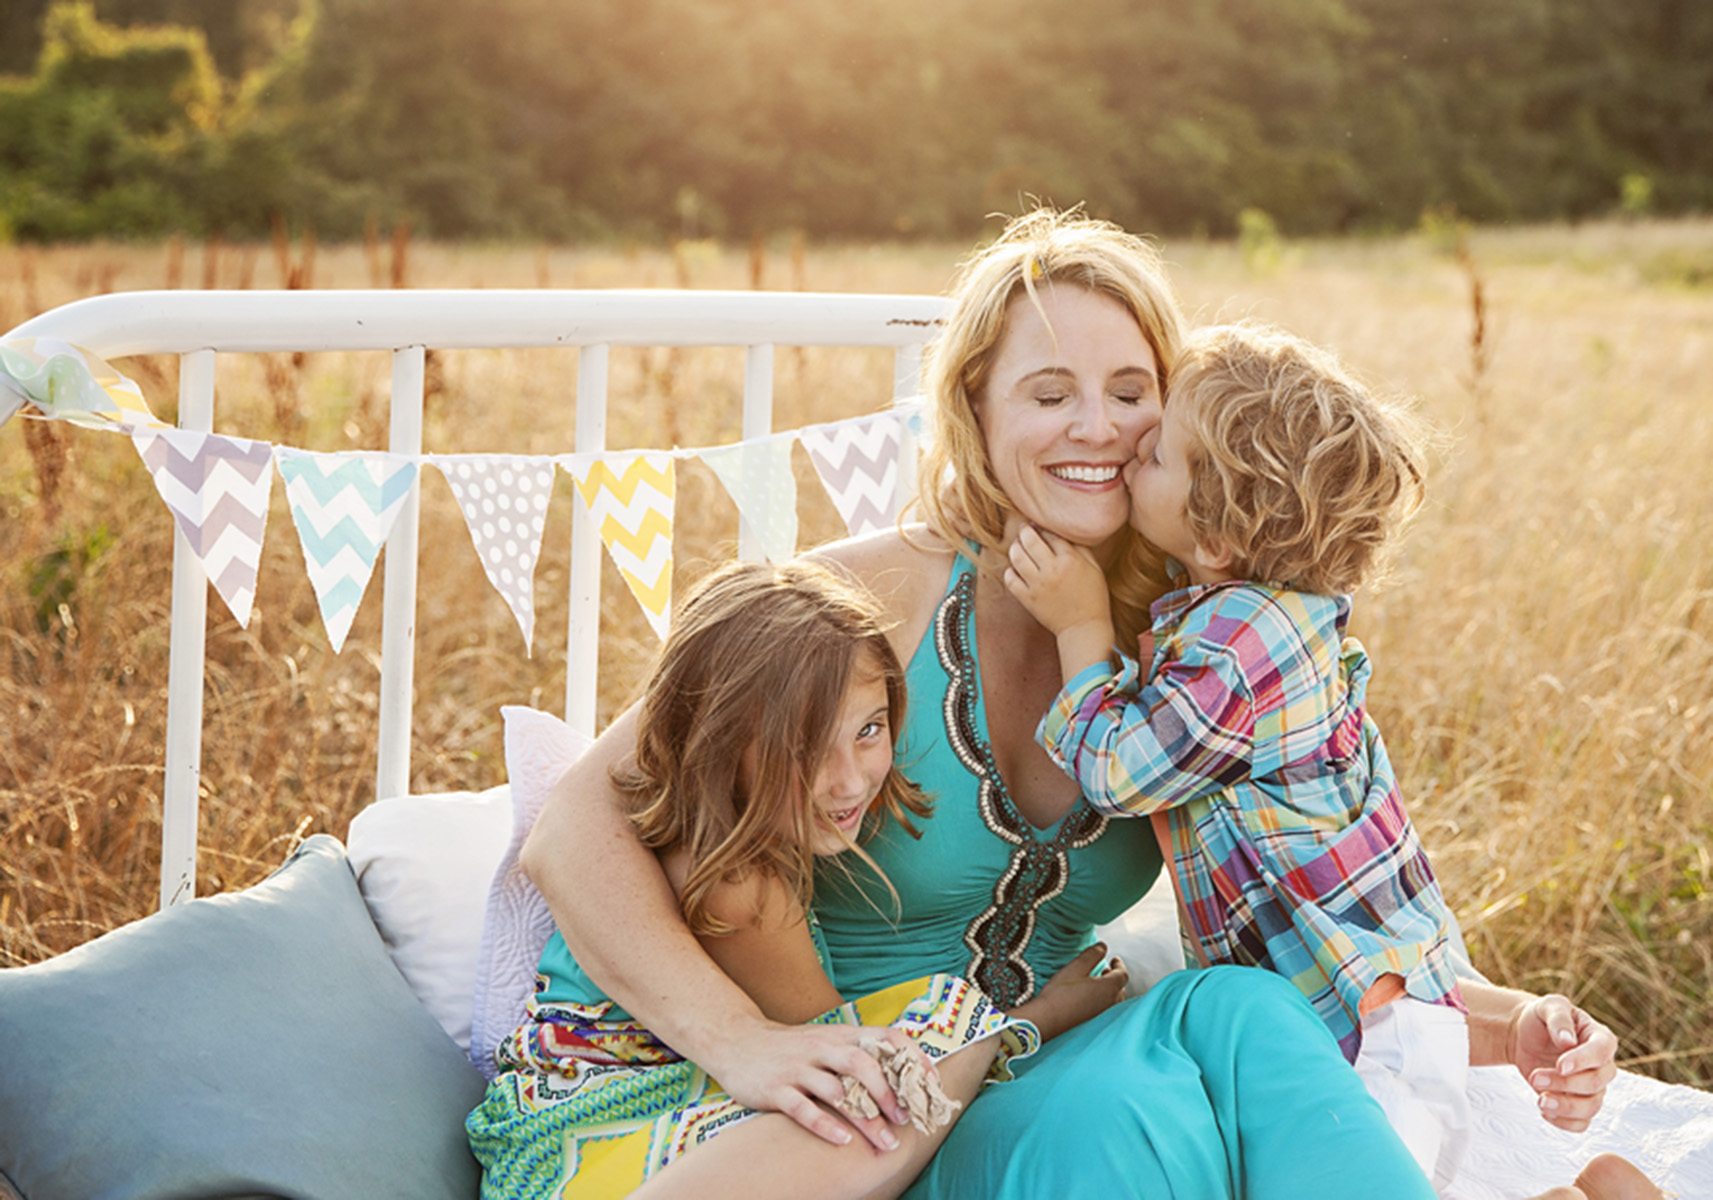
[{"x1": 614, "y1": 560, "x2": 930, "y2": 937}]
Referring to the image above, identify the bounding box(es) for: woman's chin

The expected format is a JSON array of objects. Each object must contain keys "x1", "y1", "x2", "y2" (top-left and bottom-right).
[{"x1": 1030, "y1": 521, "x2": 1129, "y2": 560}]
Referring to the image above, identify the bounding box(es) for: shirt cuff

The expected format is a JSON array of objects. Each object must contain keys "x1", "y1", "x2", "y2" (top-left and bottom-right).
[{"x1": 1036, "y1": 657, "x2": 1138, "y2": 754}]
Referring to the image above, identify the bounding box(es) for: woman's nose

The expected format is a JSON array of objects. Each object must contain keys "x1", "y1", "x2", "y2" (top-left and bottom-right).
[{"x1": 1068, "y1": 390, "x2": 1117, "y2": 443}]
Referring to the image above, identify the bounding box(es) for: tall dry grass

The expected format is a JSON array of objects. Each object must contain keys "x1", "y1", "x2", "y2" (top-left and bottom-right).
[{"x1": 2, "y1": 223, "x2": 1710, "y2": 1086}]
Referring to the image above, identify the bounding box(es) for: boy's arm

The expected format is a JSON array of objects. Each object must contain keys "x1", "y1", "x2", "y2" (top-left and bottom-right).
[
  {"x1": 1038, "y1": 640, "x2": 1255, "y2": 819},
  {"x1": 1462, "y1": 979, "x2": 1619, "y2": 1132},
  {"x1": 1003, "y1": 524, "x2": 1116, "y2": 681}
]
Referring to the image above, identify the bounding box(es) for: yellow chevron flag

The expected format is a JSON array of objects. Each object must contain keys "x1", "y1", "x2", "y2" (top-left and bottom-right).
[{"x1": 566, "y1": 450, "x2": 676, "y2": 640}]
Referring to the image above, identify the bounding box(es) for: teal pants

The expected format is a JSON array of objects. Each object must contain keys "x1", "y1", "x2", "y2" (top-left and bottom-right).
[{"x1": 905, "y1": 966, "x2": 1438, "y2": 1199}]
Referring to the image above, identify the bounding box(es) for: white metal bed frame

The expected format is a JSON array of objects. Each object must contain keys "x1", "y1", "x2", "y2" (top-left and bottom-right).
[{"x1": 6, "y1": 288, "x2": 947, "y2": 911}]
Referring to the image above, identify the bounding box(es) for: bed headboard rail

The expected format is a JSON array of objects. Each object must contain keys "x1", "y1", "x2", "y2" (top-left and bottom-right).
[{"x1": 6, "y1": 288, "x2": 947, "y2": 909}]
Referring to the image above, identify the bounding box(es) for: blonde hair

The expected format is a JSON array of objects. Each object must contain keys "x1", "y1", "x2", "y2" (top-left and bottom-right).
[
  {"x1": 916, "y1": 207, "x2": 1187, "y2": 643},
  {"x1": 616, "y1": 560, "x2": 929, "y2": 937},
  {"x1": 1169, "y1": 322, "x2": 1430, "y2": 596}
]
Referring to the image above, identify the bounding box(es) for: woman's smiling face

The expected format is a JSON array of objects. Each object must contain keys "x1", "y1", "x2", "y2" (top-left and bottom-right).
[{"x1": 976, "y1": 285, "x2": 1162, "y2": 553}]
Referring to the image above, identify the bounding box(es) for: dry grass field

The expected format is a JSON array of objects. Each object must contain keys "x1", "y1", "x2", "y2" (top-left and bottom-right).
[{"x1": 2, "y1": 220, "x2": 1710, "y2": 1086}]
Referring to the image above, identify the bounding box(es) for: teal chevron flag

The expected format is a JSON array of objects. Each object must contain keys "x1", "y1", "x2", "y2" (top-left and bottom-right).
[{"x1": 275, "y1": 448, "x2": 418, "y2": 652}]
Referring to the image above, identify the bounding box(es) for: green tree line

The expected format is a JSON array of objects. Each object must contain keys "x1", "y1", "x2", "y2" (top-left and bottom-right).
[{"x1": 1, "y1": 0, "x2": 1709, "y2": 242}]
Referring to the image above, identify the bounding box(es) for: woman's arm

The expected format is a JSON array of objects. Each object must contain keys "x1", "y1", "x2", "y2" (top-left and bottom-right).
[
  {"x1": 1461, "y1": 978, "x2": 1619, "y2": 1132},
  {"x1": 520, "y1": 704, "x2": 907, "y2": 1147},
  {"x1": 628, "y1": 941, "x2": 1130, "y2": 1200}
]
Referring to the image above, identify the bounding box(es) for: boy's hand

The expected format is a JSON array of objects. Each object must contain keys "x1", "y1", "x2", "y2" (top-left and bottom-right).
[
  {"x1": 1004, "y1": 525, "x2": 1116, "y2": 679},
  {"x1": 1004, "y1": 525, "x2": 1110, "y2": 633},
  {"x1": 1507, "y1": 994, "x2": 1618, "y2": 1132},
  {"x1": 1007, "y1": 944, "x2": 1129, "y2": 1042}
]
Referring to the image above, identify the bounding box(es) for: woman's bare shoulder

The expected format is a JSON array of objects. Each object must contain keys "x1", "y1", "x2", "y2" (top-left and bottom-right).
[{"x1": 805, "y1": 525, "x2": 957, "y2": 654}]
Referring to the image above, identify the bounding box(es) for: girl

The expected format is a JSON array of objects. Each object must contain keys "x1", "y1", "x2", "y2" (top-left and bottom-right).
[{"x1": 467, "y1": 560, "x2": 1117, "y2": 1200}]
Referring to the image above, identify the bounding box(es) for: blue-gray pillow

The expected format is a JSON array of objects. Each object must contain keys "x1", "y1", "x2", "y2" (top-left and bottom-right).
[{"x1": 0, "y1": 835, "x2": 486, "y2": 1200}]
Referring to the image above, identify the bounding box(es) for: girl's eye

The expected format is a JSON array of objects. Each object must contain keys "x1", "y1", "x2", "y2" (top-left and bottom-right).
[
  {"x1": 858, "y1": 719, "x2": 885, "y2": 740},
  {"x1": 1035, "y1": 393, "x2": 1069, "y2": 407},
  {"x1": 1113, "y1": 391, "x2": 1146, "y2": 406}
]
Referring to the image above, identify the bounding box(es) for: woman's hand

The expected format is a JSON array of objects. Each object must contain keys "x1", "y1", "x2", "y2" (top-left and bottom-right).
[
  {"x1": 1008, "y1": 943, "x2": 1129, "y2": 1042},
  {"x1": 701, "y1": 1017, "x2": 920, "y2": 1150},
  {"x1": 1505, "y1": 993, "x2": 1619, "y2": 1132}
]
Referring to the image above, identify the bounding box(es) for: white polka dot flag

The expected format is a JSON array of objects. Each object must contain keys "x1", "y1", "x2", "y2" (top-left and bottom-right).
[
  {"x1": 433, "y1": 455, "x2": 557, "y2": 651},
  {"x1": 697, "y1": 433, "x2": 798, "y2": 563},
  {"x1": 565, "y1": 450, "x2": 676, "y2": 640},
  {"x1": 131, "y1": 427, "x2": 274, "y2": 627},
  {"x1": 274, "y1": 448, "x2": 418, "y2": 653},
  {"x1": 800, "y1": 409, "x2": 905, "y2": 538}
]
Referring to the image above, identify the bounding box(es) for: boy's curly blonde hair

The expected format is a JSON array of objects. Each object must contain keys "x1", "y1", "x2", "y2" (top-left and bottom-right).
[{"x1": 1169, "y1": 322, "x2": 1430, "y2": 596}]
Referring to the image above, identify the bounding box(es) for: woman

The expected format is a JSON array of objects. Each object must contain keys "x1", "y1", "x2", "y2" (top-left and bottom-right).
[{"x1": 521, "y1": 209, "x2": 1623, "y2": 1197}]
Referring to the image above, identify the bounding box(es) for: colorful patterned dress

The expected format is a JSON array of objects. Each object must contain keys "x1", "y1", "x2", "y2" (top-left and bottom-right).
[{"x1": 467, "y1": 921, "x2": 1038, "y2": 1199}]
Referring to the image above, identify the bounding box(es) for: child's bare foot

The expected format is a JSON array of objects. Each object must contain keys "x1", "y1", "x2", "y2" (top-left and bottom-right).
[
  {"x1": 1525, "y1": 1189, "x2": 1585, "y2": 1200},
  {"x1": 1574, "y1": 1153, "x2": 1666, "y2": 1200}
]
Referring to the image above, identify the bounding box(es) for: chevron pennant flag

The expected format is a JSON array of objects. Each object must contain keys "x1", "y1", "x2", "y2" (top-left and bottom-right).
[
  {"x1": 565, "y1": 450, "x2": 676, "y2": 640},
  {"x1": 433, "y1": 455, "x2": 557, "y2": 651},
  {"x1": 274, "y1": 448, "x2": 418, "y2": 652},
  {"x1": 800, "y1": 410, "x2": 904, "y2": 538},
  {"x1": 132, "y1": 428, "x2": 274, "y2": 626},
  {"x1": 697, "y1": 433, "x2": 798, "y2": 563},
  {"x1": 1, "y1": 337, "x2": 164, "y2": 431}
]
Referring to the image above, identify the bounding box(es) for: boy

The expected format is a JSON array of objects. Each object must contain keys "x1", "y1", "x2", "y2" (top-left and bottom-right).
[{"x1": 1005, "y1": 321, "x2": 1468, "y2": 1189}]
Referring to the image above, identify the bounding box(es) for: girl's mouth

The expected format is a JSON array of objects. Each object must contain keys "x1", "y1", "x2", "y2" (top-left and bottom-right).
[{"x1": 823, "y1": 802, "x2": 866, "y2": 829}]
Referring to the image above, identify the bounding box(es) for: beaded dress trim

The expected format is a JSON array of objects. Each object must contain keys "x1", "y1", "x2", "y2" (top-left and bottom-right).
[{"x1": 936, "y1": 566, "x2": 1108, "y2": 1006}]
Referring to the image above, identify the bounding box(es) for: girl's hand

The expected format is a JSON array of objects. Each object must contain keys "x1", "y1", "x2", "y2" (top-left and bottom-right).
[
  {"x1": 704, "y1": 1018, "x2": 919, "y2": 1150},
  {"x1": 1506, "y1": 994, "x2": 1619, "y2": 1132},
  {"x1": 1008, "y1": 943, "x2": 1129, "y2": 1042}
]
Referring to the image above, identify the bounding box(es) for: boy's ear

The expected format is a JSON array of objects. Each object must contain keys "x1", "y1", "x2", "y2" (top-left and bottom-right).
[{"x1": 1192, "y1": 537, "x2": 1235, "y2": 576}]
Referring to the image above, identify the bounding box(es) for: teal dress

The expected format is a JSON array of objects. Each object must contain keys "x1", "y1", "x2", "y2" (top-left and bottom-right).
[{"x1": 814, "y1": 554, "x2": 1437, "y2": 1199}]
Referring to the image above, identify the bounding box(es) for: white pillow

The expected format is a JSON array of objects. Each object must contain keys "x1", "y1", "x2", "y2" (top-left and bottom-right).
[
  {"x1": 347, "y1": 785, "x2": 512, "y2": 1051},
  {"x1": 468, "y1": 706, "x2": 595, "y2": 1079}
]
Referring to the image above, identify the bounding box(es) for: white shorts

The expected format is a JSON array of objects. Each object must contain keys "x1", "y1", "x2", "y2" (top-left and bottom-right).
[{"x1": 1352, "y1": 996, "x2": 1471, "y2": 1193}]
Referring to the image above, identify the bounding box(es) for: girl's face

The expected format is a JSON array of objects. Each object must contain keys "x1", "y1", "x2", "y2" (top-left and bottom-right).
[
  {"x1": 802, "y1": 652, "x2": 895, "y2": 857},
  {"x1": 976, "y1": 285, "x2": 1162, "y2": 553}
]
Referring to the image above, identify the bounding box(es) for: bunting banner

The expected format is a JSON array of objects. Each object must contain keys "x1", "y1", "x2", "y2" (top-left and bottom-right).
[
  {"x1": 697, "y1": 434, "x2": 799, "y2": 563},
  {"x1": 1, "y1": 338, "x2": 165, "y2": 431},
  {"x1": 132, "y1": 428, "x2": 274, "y2": 626},
  {"x1": 566, "y1": 450, "x2": 676, "y2": 640},
  {"x1": 433, "y1": 455, "x2": 557, "y2": 651},
  {"x1": 800, "y1": 409, "x2": 904, "y2": 538},
  {"x1": 275, "y1": 448, "x2": 419, "y2": 653},
  {"x1": 7, "y1": 338, "x2": 934, "y2": 647}
]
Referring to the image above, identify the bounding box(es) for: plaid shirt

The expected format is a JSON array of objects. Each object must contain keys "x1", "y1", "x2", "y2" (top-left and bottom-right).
[{"x1": 1039, "y1": 581, "x2": 1463, "y2": 1062}]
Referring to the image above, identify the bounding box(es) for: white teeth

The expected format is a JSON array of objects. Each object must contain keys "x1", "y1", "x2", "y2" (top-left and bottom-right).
[{"x1": 1049, "y1": 464, "x2": 1121, "y2": 483}]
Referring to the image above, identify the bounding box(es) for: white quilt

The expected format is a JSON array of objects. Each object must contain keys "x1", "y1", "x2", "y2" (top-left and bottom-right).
[{"x1": 1449, "y1": 1065, "x2": 1712, "y2": 1199}]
